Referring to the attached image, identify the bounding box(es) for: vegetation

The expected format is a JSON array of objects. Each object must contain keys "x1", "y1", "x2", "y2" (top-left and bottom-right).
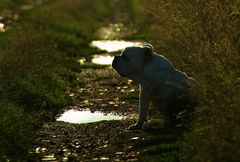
[
  {"x1": 0, "y1": 0, "x2": 113, "y2": 160},
  {"x1": 1, "y1": 0, "x2": 240, "y2": 161},
  {"x1": 135, "y1": 0, "x2": 240, "y2": 161}
]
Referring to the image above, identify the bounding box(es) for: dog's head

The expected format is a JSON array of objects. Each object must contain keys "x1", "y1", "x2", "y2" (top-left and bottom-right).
[{"x1": 112, "y1": 44, "x2": 154, "y2": 80}]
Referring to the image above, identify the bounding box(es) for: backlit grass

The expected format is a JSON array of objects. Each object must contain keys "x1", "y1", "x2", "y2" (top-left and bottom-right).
[
  {"x1": 134, "y1": 0, "x2": 240, "y2": 161},
  {"x1": 0, "y1": 0, "x2": 114, "y2": 160}
]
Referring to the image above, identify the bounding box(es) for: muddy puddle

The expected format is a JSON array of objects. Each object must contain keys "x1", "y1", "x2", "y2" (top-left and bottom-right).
[
  {"x1": 57, "y1": 109, "x2": 125, "y2": 124},
  {"x1": 78, "y1": 54, "x2": 114, "y2": 65},
  {"x1": 57, "y1": 24, "x2": 141, "y2": 124},
  {"x1": 90, "y1": 40, "x2": 142, "y2": 52},
  {"x1": 91, "y1": 54, "x2": 114, "y2": 65},
  {"x1": 78, "y1": 40, "x2": 143, "y2": 65}
]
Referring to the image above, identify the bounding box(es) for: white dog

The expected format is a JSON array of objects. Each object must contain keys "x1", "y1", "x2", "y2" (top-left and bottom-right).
[{"x1": 112, "y1": 44, "x2": 196, "y2": 130}]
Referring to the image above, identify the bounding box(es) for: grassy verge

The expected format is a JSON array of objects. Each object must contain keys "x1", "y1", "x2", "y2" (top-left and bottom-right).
[
  {"x1": 0, "y1": 0, "x2": 113, "y2": 160},
  {"x1": 131, "y1": 0, "x2": 240, "y2": 161}
]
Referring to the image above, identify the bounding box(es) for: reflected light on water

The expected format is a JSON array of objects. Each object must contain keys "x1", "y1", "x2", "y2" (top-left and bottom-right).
[
  {"x1": 57, "y1": 110, "x2": 124, "y2": 124},
  {"x1": 0, "y1": 23, "x2": 5, "y2": 32},
  {"x1": 91, "y1": 55, "x2": 114, "y2": 65},
  {"x1": 91, "y1": 40, "x2": 142, "y2": 52}
]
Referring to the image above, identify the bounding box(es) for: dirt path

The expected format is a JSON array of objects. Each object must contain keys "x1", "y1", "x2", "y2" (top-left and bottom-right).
[
  {"x1": 33, "y1": 67, "x2": 150, "y2": 161},
  {"x1": 69, "y1": 68, "x2": 139, "y2": 115},
  {"x1": 31, "y1": 1, "x2": 182, "y2": 161},
  {"x1": 30, "y1": 1, "x2": 151, "y2": 160}
]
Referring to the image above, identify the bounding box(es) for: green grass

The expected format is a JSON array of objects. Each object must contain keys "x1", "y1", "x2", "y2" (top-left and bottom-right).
[
  {"x1": 79, "y1": 63, "x2": 109, "y2": 69},
  {"x1": 0, "y1": 100, "x2": 34, "y2": 161},
  {"x1": 133, "y1": 0, "x2": 240, "y2": 161},
  {"x1": 0, "y1": 23, "x2": 72, "y2": 161},
  {"x1": 143, "y1": 143, "x2": 179, "y2": 155},
  {"x1": 1, "y1": 0, "x2": 239, "y2": 161},
  {"x1": 121, "y1": 89, "x2": 139, "y2": 101},
  {"x1": 138, "y1": 129, "x2": 183, "y2": 162},
  {"x1": 0, "y1": 0, "x2": 114, "y2": 160}
]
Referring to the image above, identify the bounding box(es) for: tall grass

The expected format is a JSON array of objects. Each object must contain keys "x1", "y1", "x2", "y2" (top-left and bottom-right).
[
  {"x1": 0, "y1": 100, "x2": 34, "y2": 161},
  {"x1": 137, "y1": 0, "x2": 240, "y2": 161},
  {"x1": 0, "y1": 24, "x2": 72, "y2": 161},
  {"x1": 0, "y1": 0, "x2": 113, "y2": 160}
]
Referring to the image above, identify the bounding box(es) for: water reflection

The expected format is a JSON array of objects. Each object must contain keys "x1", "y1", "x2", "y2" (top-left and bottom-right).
[
  {"x1": 0, "y1": 23, "x2": 5, "y2": 32},
  {"x1": 91, "y1": 55, "x2": 114, "y2": 65},
  {"x1": 84, "y1": 40, "x2": 143, "y2": 65},
  {"x1": 57, "y1": 110, "x2": 124, "y2": 124},
  {"x1": 78, "y1": 55, "x2": 114, "y2": 65},
  {"x1": 90, "y1": 40, "x2": 142, "y2": 52}
]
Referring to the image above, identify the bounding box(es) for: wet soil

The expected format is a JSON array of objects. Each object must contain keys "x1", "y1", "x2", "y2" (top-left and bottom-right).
[
  {"x1": 70, "y1": 68, "x2": 139, "y2": 116},
  {"x1": 35, "y1": 121, "x2": 147, "y2": 162},
  {"x1": 33, "y1": 67, "x2": 149, "y2": 161}
]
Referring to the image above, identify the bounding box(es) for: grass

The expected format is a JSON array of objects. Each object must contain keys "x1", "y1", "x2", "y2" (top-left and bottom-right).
[
  {"x1": 121, "y1": 90, "x2": 139, "y2": 101},
  {"x1": 137, "y1": 128, "x2": 184, "y2": 162},
  {"x1": 133, "y1": 0, "x2": 240, "y2": 161},
  {"x1": 0, "y1": 0, "x2": 114, "y2": 160},
  {"x1": 0, "y1": 22, "x2": 72, "y2": 161},
  {"x1": 1, "y1": 0, "x2": 239, "y2": 161},
  {"x1": 0, "y1": 100, "x2": 34, "y2": 161},
  {"x1": 80, "y1": 63, "x2": 109, "y2": 69}
]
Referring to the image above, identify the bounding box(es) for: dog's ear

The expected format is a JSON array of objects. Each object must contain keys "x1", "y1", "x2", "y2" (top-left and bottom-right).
[
  {"x1": 143, "y1": 44, "x2": 153, "y2": 61},
  {"x1": 143, "y1": 44, "x2": 154, "y2": 52}
]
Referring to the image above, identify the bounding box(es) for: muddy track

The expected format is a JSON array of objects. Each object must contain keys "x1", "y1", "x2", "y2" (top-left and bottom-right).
[
  {"x1": 33, "y1": 67, "x2": 148, "y2": 162},
  {"x1": 31, "y1": 1, "x2": 149, "y2": 160},
  {"x1": 71, "y1": 68, "x2": 139, "y2": 115}
]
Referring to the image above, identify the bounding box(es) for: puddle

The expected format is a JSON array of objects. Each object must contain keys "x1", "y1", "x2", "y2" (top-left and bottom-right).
[
  {"x1": 91, "y1": 55, "x2": 114, "y2": 65},
  {"x1": 78, "y1": 55, "x2": 114, "y2": 65},
  {"x1": 0, "y1": 23, "x2": 5, "y2": 32},
  {"x1": 90, "y1": 40, "x2": 142, "y2": 52},
  {"x1": 57, "y1": 110, "x2": 124, "y2": 124},
  {"x1": 85, "y1": 40, "x2": 142, "y2": 65}
]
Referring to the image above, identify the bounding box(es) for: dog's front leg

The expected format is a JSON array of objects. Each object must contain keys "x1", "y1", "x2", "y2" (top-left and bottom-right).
[{"x1": 128, "y1": 89, "x2": 150, "y2": 130}]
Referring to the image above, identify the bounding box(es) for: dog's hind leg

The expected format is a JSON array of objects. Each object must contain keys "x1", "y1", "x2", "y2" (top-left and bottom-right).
[{"x1": 156, "y1": 100, "x2": 177, "y2": 127}]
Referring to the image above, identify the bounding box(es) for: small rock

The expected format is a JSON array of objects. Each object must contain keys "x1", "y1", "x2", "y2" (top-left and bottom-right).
[
  {"x1": 103, "y1": 144, "x2": 108, "y2": 148},
  {"x1": 42, "y1": 155, "x2": 56, "y2": 161},
  {"x1": 62, "y1": 157, "x2": 68, "y2": 161},
  {"x1": 100, "y1": 157, "x2": 109, "y2": 161},
  {"x1": 115, "y1": 152, "x2": 124, "y2": 155},
  {"x1": 130, "y1": 137, "x2": 140, "y2": 141}
]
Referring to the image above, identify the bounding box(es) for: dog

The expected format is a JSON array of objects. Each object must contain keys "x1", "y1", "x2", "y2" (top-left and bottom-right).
[{"x1": 112, "y1": 44, "x2": 197, "y2": 130}]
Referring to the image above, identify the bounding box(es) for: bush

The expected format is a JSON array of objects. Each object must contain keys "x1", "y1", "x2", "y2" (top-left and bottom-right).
[
  {"x1": 136, "y1": 0, "x2": 240, "y2": 161},
  {"x1": 0, "y1": 24, "x2": 72, "y2": 160},
  {"x1": 0, "y1": 0, "x2": 115, "y2": 159},
  {"x1": 0, "y1": 100, "x2": 34, "y2": 161},
  {"x1": 0, "y1": 28, "x2": 71, "y2": 115}
]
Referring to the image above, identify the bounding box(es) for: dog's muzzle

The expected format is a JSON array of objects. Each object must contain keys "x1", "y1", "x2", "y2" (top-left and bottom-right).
[
  {"x1": 112, "y1": 56, "x2": 120, "y2": 70},
  {"x1": 112, "y1": 56, "x2": 127, "y2": 77}
]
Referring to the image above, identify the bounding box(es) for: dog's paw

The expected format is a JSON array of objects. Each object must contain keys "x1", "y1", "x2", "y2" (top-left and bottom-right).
[
  {"x1": 142, "y1": 119, "x2": 163, "y2": 130},
  {"x1": 128, "y1": 123, "x2": 143, "y2": 130}
]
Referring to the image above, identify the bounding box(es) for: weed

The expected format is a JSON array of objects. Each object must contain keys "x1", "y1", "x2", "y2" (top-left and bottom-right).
[
  {"x1": 0, "y1": 0, "x2": 114, "y2": 159},
  {"x1": 135, "y1": 0, "x2": 240, "y2": 161},
  {"x1": 0, "y1": 100, "x2": 34, "y2": 161}
]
